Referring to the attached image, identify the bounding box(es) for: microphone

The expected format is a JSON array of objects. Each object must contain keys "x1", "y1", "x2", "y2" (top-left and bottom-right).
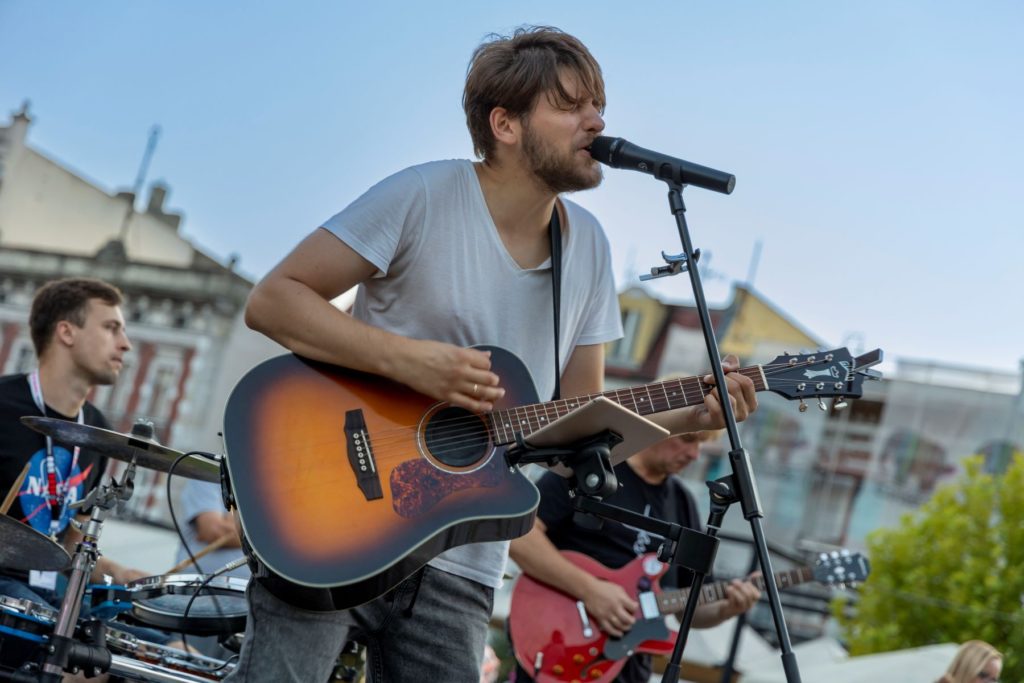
[{"x1": 588, "y1": 136, "x2": 735, "y2": 195}]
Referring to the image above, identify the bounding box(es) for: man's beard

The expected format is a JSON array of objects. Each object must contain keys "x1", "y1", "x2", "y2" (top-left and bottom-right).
[{"x1": 521, "y1": 123, "x2": 602, "y2": 194}]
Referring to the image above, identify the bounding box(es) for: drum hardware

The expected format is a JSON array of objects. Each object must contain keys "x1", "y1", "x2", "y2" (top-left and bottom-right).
[
  {"x1": 85, "y1": 583, "x2": 133, "y2": 620},
  {"x1": 124, "y1": 574, "x2": 248, "y2": 637},
  {"x1": 104, "y1": 626, "x2": 236, "y2": 682},
  {"x1": 107, "y1": 653, "x2": 233, "y2": 683},
  {"x1": 0, "y1": 597, "x2": 111, "y2": 680},
  {"x1": 6, "y1": 419, "x2": 236, "y2": 680},
  {"x1": 0, "y1": 447, "x2": 138, "y2": 681},
  {"x1": 329, "y1": 639, "x2": 365, "y2": 682}
]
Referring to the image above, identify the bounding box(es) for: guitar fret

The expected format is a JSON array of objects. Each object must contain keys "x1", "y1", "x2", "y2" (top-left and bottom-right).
[
  {"x1": 657, "y1": 382, "x2": 671, "y2": 411},
  {"x1": 625, "y1": 388, "x2": 641, "y2": 413},
  {"x1": 663, "y1": 380, "x2": 685, "y2": 409},
  {"x1": 526, "y1": 403, "x2": 540, "y2": 433},
  {"x1": 497, "y1": 411, "x2": 509, "y2": 444},
  {"x1": 515, "y1": 406, "x2": 530, "y2": 435},
  {"x1": 640, "y1": 384, "x2": 656, "y2": 415},
  {"x1": 493, "y1": 362, "x2": 776, "y2": 448}
]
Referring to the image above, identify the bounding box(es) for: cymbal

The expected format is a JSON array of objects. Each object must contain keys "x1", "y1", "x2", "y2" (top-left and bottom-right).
[
  {"x1": 0, "y1": 514, "x2": 70, "y2": 571},
  {"x1": 20, "y1": 417, "x2": 220, "y2": 483}
]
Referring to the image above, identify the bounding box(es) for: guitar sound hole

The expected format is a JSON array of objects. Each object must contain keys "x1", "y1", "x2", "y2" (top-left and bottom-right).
[{"x1": 424, "y1": 406, "x2": 490, "y2": 467}]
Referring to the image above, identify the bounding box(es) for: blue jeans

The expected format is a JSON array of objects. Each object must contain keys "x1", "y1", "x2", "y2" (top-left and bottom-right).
[{"x1": 224, "y1": 566, "x2": 494, "y2": 682}]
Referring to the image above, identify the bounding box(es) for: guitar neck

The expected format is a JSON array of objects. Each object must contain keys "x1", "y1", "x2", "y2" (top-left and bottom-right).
[
  {"x1": 656, "y1": 566, "x2": 813, "y2": 615},
  {"x1": 489, "y1": 366, "x2": 767, "y2": 447}
]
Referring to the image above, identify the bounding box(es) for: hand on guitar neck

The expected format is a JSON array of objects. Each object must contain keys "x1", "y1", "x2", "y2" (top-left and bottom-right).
[{"x1": 579, "y1": 574, "x2": 759, "y2": 636}]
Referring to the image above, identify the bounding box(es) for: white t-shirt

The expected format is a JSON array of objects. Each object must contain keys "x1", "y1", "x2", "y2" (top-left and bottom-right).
[{"x1": 322, "y1": 159, "x2": 623, "y2": 588}]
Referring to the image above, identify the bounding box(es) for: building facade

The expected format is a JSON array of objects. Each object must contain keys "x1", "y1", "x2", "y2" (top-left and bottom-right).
[{"x1": 0, "y1": 103, "x2": 281, "y2": 522}]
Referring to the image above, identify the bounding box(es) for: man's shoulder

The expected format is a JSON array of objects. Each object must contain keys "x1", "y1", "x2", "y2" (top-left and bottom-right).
[
  {"x1": 0, "y1": 373, "x2": 28, "y2": 387},
  {"x1": 560, "y1": 198, "x2": 610, "y2": 246},
  {"x1": 0, "y1": 374, "x2": 30, "y2": 405},
  {"x1": 400, "y1": 158, "x2": 470, "y2": 179},
  {"x1": 362, "y1": 159, "x2": 472, "y2": 202}
]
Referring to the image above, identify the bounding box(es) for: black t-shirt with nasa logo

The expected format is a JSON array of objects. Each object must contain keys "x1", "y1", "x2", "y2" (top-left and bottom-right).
[{"x1": 0, "y1": 373, "x2": 109, "y2": 542}]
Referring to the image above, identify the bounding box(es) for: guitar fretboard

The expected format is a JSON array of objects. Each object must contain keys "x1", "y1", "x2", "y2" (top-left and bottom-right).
[
  {"x1": 488, "y1": 367, "x2": 767, "y2": 446},
  {"x1": 656, "y1": 566, "x2": 813, "y2": 614}
]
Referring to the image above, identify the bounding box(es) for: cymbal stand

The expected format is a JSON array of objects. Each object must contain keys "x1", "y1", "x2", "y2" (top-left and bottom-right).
[{"x1": 34, "y1": 461, "x2": 137, "y2": 681}]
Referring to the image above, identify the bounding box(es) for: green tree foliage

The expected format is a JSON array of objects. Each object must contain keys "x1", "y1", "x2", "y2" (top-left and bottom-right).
[{"x1": 836, "y1": 453, "x2": 1024, "y2": 679}]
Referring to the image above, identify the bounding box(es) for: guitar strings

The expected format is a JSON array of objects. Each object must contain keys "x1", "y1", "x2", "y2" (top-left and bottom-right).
[
  {"x1": 248, "y1": 359, "x2": 847, "y2": 470},
  {"x1": 346, "y1": 358, "x2": 836, "y2": 452},
  {"x1": 250, "y1": 360, "x2": 837, "y2": 460},
  {"x1": 248, "y1": 372, "x2": 839, "y2": 465}
]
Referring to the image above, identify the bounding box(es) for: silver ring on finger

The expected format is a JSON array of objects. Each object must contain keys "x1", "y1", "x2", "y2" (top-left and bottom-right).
[{"x1": 472, "y1": 383, "x2": 479, "y2": 397}]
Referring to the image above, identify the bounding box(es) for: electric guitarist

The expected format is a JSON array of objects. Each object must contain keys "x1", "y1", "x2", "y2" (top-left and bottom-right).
[{"x1": 509, "y1": 431, "x2": 761, "y2": 683}]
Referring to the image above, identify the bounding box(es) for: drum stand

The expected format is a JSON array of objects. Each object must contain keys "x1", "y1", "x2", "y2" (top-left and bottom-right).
[{"x1": 9, "y1": 462, "x2": 137, "y2": 682}]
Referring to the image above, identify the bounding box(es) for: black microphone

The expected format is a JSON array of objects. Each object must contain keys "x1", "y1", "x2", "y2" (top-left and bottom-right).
[{"x1": 588, "y1": 136, "x2": 735, "y2": 195}]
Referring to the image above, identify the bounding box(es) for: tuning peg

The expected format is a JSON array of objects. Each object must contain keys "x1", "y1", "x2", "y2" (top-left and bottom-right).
[
  {"x1": 832, "y1": 398, "x2": 848, "y2": 410},
  {"x1": 818, "y1": 398, "x2": 828, "y2": 411},
  {"x1": 798, "y1": 399, "x2": 808, "y2": 413}
]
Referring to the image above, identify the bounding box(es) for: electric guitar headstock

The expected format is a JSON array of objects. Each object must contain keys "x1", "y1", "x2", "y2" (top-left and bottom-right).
[
  {"x1": 762, "y1": 347, "x2": 884, "y2": 411},
  {"x1": 812, "y1": 549, "x2": 872, "y2": 588}
]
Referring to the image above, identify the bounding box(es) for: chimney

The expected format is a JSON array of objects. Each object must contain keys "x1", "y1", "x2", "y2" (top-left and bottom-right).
[
  {"x1": 147, "y1": 182, "x2": 168, "y2": 214},
  {"x1": 8, "y1": 100, "x2": 32, "y2": 147},
  {"x1": 145, "y1": 181, "x2": 182, "y2": 231}
]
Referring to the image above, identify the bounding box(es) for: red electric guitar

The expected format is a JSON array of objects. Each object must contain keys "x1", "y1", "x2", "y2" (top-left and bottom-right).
[
  {"x1": 509, "y1": 550, "x2": 871, "y2": 683},
  {"x1": 223, "y1": 346, "x2": 880, "y2": 609}
]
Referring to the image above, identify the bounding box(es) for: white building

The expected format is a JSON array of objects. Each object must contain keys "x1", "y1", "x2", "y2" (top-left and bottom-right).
[{"x1": 0, "y1": 102, "x2": 283, "y2": 522}]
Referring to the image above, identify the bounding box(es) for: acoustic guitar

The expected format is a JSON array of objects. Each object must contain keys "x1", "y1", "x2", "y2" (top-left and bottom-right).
[{"x1": 223, "y1": 346, "x2": 879, "y2": 608}]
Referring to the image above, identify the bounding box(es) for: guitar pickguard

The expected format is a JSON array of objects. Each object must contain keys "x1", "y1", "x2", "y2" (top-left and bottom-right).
[
  {"x1": 390, "y1": 450, "x2": 506, "y2": 518},
  {"x1": 602, "y1": 617, "x2": 671, "y2": 660}
]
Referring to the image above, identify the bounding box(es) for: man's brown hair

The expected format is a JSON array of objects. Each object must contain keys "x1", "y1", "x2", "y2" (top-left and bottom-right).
[
  {"x1": 463, "y1": 26, "x2": 606, "y2": 160},
  {"x1": 30, "y1": 278, "x2": 124, "y2": 355}
]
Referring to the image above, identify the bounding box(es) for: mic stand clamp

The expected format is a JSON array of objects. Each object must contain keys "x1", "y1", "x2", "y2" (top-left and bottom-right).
[{"x1": 507, "y1": 429, "x2": 624, "y2": 499}]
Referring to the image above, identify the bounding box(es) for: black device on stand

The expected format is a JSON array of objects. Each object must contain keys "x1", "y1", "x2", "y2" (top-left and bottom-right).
[{"x1": 560, "y1": 135, "x2": 803, "y2": 682}]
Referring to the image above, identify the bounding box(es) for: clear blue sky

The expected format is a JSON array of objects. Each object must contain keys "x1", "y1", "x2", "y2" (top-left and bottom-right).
[{"x1": 2, "y1": 2, "x2": 1021, "y2": 375}]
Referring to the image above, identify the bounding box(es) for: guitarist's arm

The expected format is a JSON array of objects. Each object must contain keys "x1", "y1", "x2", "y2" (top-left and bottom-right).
[
  {"x1": 245, "y1": 228, "x2": 503, "y2": 413},
  {"x1": 646, "y1": 355, "x2": 759, "y2": 434},
  {"x1": 510, "y1": 518, "x2": 639, "y2": 638}
]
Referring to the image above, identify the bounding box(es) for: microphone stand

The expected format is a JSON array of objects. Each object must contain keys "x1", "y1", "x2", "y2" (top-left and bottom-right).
[{"x1": 645, "y1": 181, "x2": 802, "y2": 683}]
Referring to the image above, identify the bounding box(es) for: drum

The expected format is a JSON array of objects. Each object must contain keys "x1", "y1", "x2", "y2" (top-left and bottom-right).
[
  {"x1": 105, "y1": 624, "x2": 236, "y2": 682},
  {"x1": 0, "y1": 595, "x2": 56, "y2": 669},
  {"x1": 125, "y1": 574, "x2": 248, "y2": 636}
]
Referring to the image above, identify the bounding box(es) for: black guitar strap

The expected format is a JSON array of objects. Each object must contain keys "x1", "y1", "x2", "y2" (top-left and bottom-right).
[{"x1": 549, "y1": 202, "x2": 562, "y2": 401}]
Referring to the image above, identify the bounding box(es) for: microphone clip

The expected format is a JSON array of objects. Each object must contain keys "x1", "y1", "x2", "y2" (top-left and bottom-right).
[{"x1": 640, "y1": 248, "x2": 700, "y2": 281}]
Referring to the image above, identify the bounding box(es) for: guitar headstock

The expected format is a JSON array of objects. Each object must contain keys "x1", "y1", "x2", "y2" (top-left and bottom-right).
[
  {"x1": 762, "y1": 347, "x2": 884, "y2": 407},
  {"x1": 812, "y1": 549, "x2": 871, "y2": 588}
]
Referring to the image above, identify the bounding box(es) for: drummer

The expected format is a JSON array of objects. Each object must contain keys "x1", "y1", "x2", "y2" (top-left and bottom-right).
[{"x1": 0, "y1": 278, "x2": 180, "y2": 648}]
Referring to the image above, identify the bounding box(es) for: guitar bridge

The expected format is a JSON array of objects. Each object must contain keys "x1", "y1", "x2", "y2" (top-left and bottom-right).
[{"x1": 344, "y1": 410, "x2": 383, "y2": 501}]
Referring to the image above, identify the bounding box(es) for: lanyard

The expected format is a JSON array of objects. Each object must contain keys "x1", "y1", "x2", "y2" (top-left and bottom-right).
[{"x1": 27, "y1": 370, "x2": 83, "y2": 535}]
